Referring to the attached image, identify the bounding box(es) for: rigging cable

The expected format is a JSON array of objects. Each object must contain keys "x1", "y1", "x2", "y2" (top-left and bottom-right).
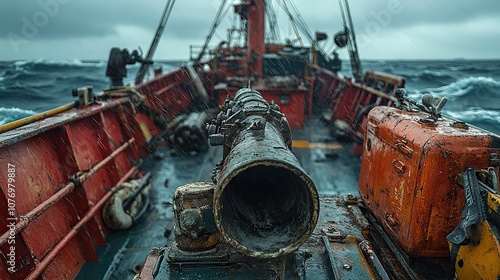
[
  {"x1": 288, "y1": 0, "x2": 327, "y2": 54},
  {"x1": 135, "y1": 0, "x2": 176, "y2": 84},
  {"x1": 341, "y1": 0, "x2": 363, "y2": 81},
  {"x1": 280, "y1": 0, "x2": 303, "y2": 47},
  {"x1": 286, "y1": 1, "x2": 313, "y2": 41},
  {"x1": 266, "y1": 1, "x2": 282, "y2": 44},
  {"x1": 195, "y1": 0, "x2": 233, "y2": 62},
  {"x1": 337, "y1": 0, "x2": 347, "y2": 28},
  {"x1": 276, "y1": 0, "x2": 327, "y2": 55}
]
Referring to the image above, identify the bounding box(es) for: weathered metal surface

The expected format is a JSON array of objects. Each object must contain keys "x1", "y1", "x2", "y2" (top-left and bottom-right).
[
  {"x1": 489, "y1": 191, "x2": 500, "y2": 218},
  {"x1": 136, "y1": 247, "x2": 166, "y2": 280},
  {"x1": 0, "y1": 98, "x2": 148, "y2": 279},
  {"x1": 234, "y1": 0, "x2": 265, "y2": 78},
  {"x1": 359, "y1": 106, "x2": 498, "y2": 257},
  {"x1": 209, "y1": 88, "x2": 319, "y2": 258},
  {"x1": 305, "y1": 196, "x2": 377, "y2": 280},
  {"x1": 0, "y1": 103, "x2": 75, "y2": 134},
  {"x1": 100, "y1": 109, "x2": 136, "y2": 177},
  {"x1": 363, "y1": 70, "x2": 405, "y2": 90},
  {"x1": 0, "y1": 139, "x2": 134, "y2": 248},
  {"x1": 148, "y1": 195, "x2": 382, "y2": 279},
  {"x1": 447, "y1": 168, "x2": 487, "y2": 246},
  {"x1": 451, "y1": 218, "x2": 500, "y2": 280},
  {"x1": 0, "y1": 98, "x2": 130, "y2": 148},
  {"x1": 447, "y1": 179, "x2": 500, "y2": 280},
  {"x1": 214, "y1": 83, "x2": 309, "y2": 129},
  {"x1": 172, "y1": 182, "x2": 219, "y2": 251},
  {"x1": 26, "y1": 166, "x2": 138, "y2": 280},
  {"x1": 312, "y1": 67, "x2": 400, "y2": 147},
  {"x1": 168, "y1": 112, "x2": 209, "y2": 154},
  {"x1": 137, "y1": 67, "x2": 195, "y2": 120},
  {"x1": 359, "y1": 240, "x2": 390, "y2": 280}
]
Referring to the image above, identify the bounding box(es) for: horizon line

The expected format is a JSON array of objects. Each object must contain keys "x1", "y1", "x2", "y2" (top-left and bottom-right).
[{"x1": 1, "y1": 57, "x2": 500, "y2": 62}]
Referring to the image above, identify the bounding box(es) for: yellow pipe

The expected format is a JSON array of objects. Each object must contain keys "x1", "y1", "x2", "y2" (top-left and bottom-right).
[
  {"x1": 0, "y1": 102, "x2": 75, "y2": 134},
  {"x1": 292, "y1": 140, "x2": 343, "y2": 150}
]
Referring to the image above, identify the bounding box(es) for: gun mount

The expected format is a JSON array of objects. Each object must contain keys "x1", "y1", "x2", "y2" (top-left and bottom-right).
[{"x1": 207, "y1": 87, "x2": 319, "y2": 258}]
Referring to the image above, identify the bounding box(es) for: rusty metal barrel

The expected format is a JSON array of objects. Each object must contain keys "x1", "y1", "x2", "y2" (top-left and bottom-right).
[{"x1": 208, "y1": 88, "x2": 319, "y2": 258}]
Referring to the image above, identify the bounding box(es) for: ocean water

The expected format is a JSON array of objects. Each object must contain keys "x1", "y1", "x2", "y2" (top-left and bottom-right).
[
  {"x1": 0, "y1": 59, "x2": 499, "y2": 134},
  {"x1": 344, "y1": 60, "x2": 500, "y2": 134}
]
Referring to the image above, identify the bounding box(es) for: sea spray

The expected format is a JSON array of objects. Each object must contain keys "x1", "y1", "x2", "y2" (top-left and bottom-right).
[{"x1": 0, "y1": 107, "x2": 36, "y2": 125}]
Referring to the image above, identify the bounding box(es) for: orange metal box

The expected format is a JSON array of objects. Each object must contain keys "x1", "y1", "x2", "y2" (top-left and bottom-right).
[{"x1": 359, "y1": 106, "x2": 499, "y2": 257}]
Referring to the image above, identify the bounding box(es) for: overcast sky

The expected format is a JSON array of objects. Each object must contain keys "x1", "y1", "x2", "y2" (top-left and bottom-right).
[{"x1": 1, "y1": 0, "x2": 499, "y2": 61}]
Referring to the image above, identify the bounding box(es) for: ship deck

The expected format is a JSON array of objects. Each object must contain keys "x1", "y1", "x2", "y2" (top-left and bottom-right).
[{"x1": 76, "y1": 116, "x2": 362, "y2": 279}]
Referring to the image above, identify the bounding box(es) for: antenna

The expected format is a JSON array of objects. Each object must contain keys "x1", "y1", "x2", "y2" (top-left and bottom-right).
[{"x1": 248, "y1": 79, "x2": 252, "y2": 89}]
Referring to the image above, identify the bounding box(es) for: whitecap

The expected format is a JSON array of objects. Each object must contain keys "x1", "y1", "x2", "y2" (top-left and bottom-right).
[
  {"x1": 446, "y1": 107, "x2": 500, "y2": 123},
  {"x1": 411, "y1": 76, "x2": 500, "y2": 99},
  {"x1": 14, "y1": 58, "x2": 105, "y2": 68},
  {"x1": 0, "y1": 107, "x2": 36, "y2": 125}
]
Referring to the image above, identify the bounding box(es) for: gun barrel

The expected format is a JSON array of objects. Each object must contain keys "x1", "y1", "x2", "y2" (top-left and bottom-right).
[{"x1": 210, "y1": 88, "x2": 319, "y2": 258}]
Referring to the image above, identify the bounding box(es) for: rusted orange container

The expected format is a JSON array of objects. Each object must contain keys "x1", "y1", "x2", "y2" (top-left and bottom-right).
[{"x1": 359, "y1": 106, "x2": 499, "y2": 257}]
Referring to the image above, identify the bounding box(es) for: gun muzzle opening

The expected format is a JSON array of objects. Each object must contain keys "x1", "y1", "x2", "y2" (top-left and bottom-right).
[{"x1": 214, "y1": 161, "x2": 318, "y2": 258}]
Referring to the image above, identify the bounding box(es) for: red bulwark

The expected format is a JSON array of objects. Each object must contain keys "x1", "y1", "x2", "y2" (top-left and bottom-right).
[
  {"x1": 215, "y1": 84, "x2": 308, "y2": 130},
  {"x1": 0, "y1": 99, "x2": 143, "y2": 279}
]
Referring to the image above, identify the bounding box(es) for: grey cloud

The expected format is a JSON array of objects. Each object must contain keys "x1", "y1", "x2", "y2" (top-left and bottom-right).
[
  {"x1": 3, "y1": 1, "x2": 499, "y2": 41},
  {"x1": 353, "y1": 0, "x2": 500, "y2": 30},
  {"x1": 290, "y1": 0, "x2": 500, "y2": 34},
  {"x1": 1, "y1": 0, "x2": 175, "y2": 39},
  {"x1": 0, "y1": 0, "x2": 499, "y2": 60}
]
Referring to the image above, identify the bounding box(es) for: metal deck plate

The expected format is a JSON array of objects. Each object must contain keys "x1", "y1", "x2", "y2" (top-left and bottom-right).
[{"x1": 77, "y1": 117, "x2": 363, "y2": 279}]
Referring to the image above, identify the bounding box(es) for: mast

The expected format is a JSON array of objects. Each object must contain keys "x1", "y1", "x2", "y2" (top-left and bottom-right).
[
  {"x1": 135, "y1": 0, "x2": 176, "y2": 84},
  {"x1": 194, "y1": 0, "x2": 230, "y2": 62},
  {"x1": 338, "y1": 0, "x2": 362, "y2": 82},
  {"x1": 239, "y1": 0, "x2": 265, "y2": 79}
]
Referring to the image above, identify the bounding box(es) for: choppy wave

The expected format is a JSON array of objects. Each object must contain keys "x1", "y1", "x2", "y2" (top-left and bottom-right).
[
  {"x1": 12, "y1": 59, "x2": 106, "y2": 74},
  {"x1": 1, "y1": 59, "x2": 498, "y2": 134},
  {"x1": 411, "y1": 76, "x2": 500, "y2": 102},
  {"x1": 14, "y1": 58, "x2": 105, "y2": 68},
  {"x1": 447, "y1": 107, "x2": 500, "y2": 122},
  {"x1": 1, "y1": 70, "x2": 38, "y2": 82},
  {"x1": 2, "y1": 67, "x2": 28, "y2": 78},
  {"x1": 407, "y1": 75, "x2": 500, "y2": 134},
  {"x1": 0, "y1": 107, "x2": 36, "y2": 125},
  {"x1": 446, "y1": 107, "x2": 500, "y2": 135},
  {"x1": 450, "y1": 65, "x2": 494, "y2": 73},
  {"x1": 55, "y1": 74, "x2": 108, "y2": 83},
  {"x1": 411, "y1": 70, "x2": 455, "y2": 82}
]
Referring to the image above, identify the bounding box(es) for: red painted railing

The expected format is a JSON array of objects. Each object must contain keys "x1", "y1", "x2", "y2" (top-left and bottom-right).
[{"x1": 0, "y1": 99, "x2": 145, "y2": 279}]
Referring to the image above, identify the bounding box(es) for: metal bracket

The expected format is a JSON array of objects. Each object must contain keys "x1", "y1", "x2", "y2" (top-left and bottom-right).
[
  {"x1": 394, "y1": 89, "x2": 448, "y2": 123},
  {"x1": 490, "y1": 153, "x2": 500, "y2": 167},
  {"x1": 447, "y1": 167, "x2": 488, "y2": 245},
  {"x1": 447, "y1": 167, "x2": 488, "y2": 266}
]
